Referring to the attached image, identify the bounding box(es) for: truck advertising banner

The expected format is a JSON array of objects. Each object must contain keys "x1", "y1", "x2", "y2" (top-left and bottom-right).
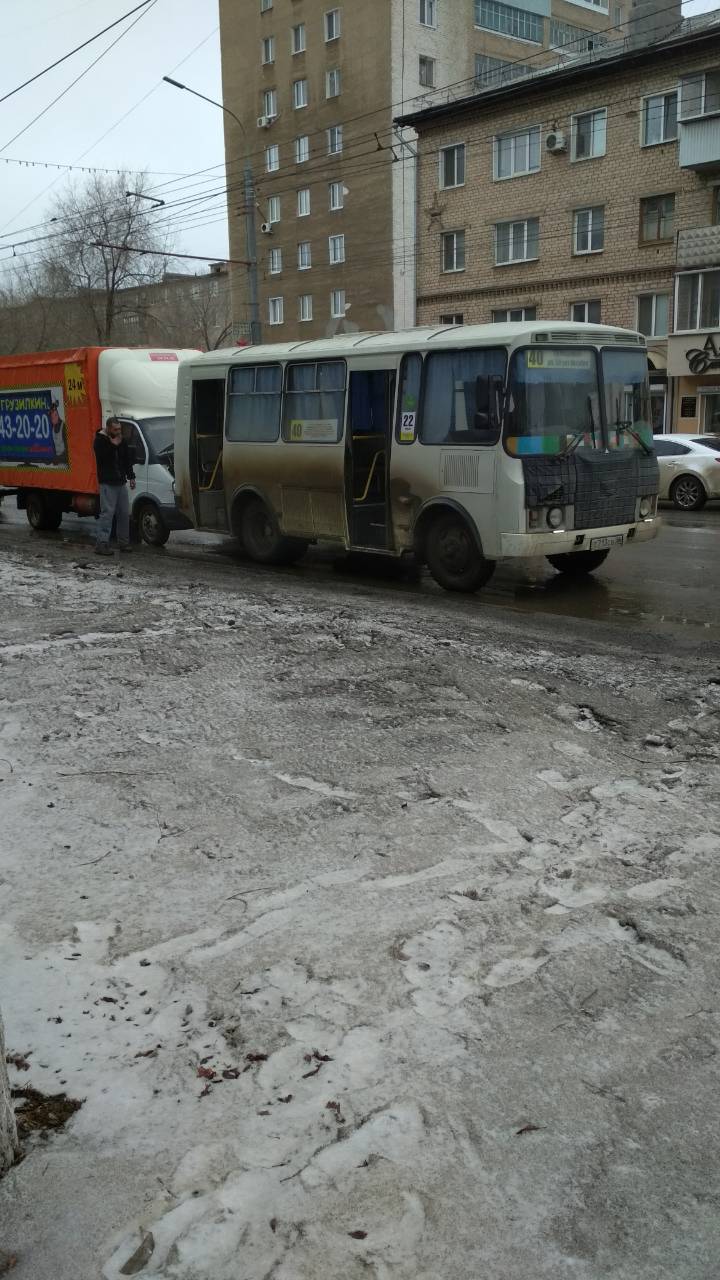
[{"x1": 0, "y1": 384, "x2": 69, "y2": 469}]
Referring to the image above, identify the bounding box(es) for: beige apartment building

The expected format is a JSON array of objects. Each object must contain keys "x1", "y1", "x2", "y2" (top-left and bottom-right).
[
  {"x1": 218, "y1": 0, "x2": 628, "y2": 340},
  {"x1": 400, "y1": 8, "x2": 720, "y2": 433}
]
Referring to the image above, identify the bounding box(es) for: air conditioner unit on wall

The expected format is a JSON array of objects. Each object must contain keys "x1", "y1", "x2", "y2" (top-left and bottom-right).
[
  {"x1": 260, "y1": 222, "x2": 272, "y2": 234},
  {"x1": 546, "y1": 131, "x2": 567, "y2": 154},
  {"x1": 257, "y1": 115, "x2": 271, "y2": 129}
]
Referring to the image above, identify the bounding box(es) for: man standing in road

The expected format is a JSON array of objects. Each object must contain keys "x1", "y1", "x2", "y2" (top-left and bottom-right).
[{"x1": 93, "y1": 416, "x2": 136, "y2": 556}]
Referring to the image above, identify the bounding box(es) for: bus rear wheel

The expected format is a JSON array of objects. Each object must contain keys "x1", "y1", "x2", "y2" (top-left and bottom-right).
[
  {"x1": 425, "y1": 512, "x2": 495, "y2": 593},
  {"x1": 26, "y1": 491, "x2": 62, "y2": 532},
  {"x1": 546, "y1": 549, "x2": 609, "y2": 575},
  {"x1": 240, "y1": 497, "x2": 308, "y2": 566}
]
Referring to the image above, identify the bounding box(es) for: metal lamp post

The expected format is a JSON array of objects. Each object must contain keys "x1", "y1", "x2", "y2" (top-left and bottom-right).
[{"x1": 162, "y1": 75, "x2": 261, "y2": 345}]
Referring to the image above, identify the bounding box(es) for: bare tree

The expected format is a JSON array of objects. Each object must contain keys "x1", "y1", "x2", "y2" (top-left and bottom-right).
[
  {"x1": 0, "y1": 1008, "x2": 19, "y2": 1176},
  {"x1": 36, "y1": 171, "x2": 169, "y2": 345}
]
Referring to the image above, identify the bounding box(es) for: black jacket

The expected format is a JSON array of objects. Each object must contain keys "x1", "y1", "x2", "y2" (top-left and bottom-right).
[{"x1": 94, "y1": 431, "x2": 136, "y2": 486}]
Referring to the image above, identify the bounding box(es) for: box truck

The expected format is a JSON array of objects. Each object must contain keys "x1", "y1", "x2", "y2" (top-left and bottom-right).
[{"x1": 0, "y1": 346, "x2": 197, "y2": 545}]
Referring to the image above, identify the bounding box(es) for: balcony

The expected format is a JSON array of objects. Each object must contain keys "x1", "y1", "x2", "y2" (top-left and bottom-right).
[
  {"x1": 677, "y1": 225, "x2": 720, "y2": 270},
  {"x1": 679, "y1": 116, "x2": 720, "y2": 172}
]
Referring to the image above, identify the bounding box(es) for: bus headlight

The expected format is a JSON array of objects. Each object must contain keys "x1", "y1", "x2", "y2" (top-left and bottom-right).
[
  {"x1": 547, "y1": 506, "x2": 565, "y2": 529},
  {"x1": 639, "y1": 496, "x2": 653, "y2": 518}
]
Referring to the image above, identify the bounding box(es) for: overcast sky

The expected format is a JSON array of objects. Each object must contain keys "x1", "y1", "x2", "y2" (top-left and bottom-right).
[
  {"x1": 1, "y1": 0, "x2": 718, "y2": 285},
  {"x1": 1, "y1": 0, "x2": 227, "y2": 277}
]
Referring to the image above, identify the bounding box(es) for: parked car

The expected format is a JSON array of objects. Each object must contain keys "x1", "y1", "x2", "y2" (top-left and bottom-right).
[{"x1": 653, "y1": 434, "x2": 720, "y2": 510}]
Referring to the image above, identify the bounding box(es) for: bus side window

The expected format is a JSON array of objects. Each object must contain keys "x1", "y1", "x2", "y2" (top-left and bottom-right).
[
  {"x1": 421, "y1": 349, "x2": 505, "y2": 446},
  {"x1": 226, "y1": 365, "x2": 282, "y2": 442},
  {"x1": 396, "y1": 353, "x2": 422, "y2": 444}
]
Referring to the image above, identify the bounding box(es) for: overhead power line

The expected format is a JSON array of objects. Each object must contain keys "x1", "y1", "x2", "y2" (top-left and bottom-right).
[{"x1": 0, "y1": 0, "x2": 155, "y2": 106}]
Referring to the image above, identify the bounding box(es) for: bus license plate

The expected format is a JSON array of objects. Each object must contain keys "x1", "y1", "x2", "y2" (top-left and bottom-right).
[{"x1": 590, "y1": 534, "x2": 624, "y2": 551}]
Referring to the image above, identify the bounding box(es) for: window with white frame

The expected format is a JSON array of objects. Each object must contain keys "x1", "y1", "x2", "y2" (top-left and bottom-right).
[
  {"x1": 297, "y1": 188, "x2": 310, "y2": 216},
  {"x1": 326, "y1": 68, "x2": 341, "y2": 97},
  {"x1": 420, "y1": 0, "x2": 437, "y2": 26},
  {"x1": 329, "y1": 180, "x2": 344, "y2": 210},
  {"x1": 495, "y1": 218, "x2": 539, "y2": 264},
  {"x1": 298, "y1": 241, "x2": 312, "y2": 270},
  {"x1": 291, "y1": 22, "x2": 306, "y2": 53},
  {"x1": 265, "y1": 144, "x2": 280, "y2": 172},
  {"x1": 442, "y1": 229, "x2": 465, "y2": 272},
  {"x1": 327, "y1": 125, "x2": 343, "y2": 154},
  {"x1": 573, "y1": 206, "x2": 604, "y2": 254},
  {"x1": 419, "y1": 56, "x2": 436, "y2": 87},
  {"x1": 440, "y1": 313, "x2": 464, "y2": 324},
  {"x1": 475, "y1": 54, "x2": 534, "y2": 88},
  {"x1": 570, "y1": 300, "x2": 601, "y2": 323},
  {"x1": 293, "y1": 78, "x2": 308, "y2": 109},
  {"x1": 637, "y1": 293, "x2": 669, "y2": 337},
  {"x1": 680, "y1": 70, "x2": 720, "y2": 120},
  {"x1": 331, "y1": 289, "x2": 346, "y2": 318},
  {"x1": 268, "y1": 195, "x2": 281, "y2": 223},
  {"x1": 640, "y1": 194, "x2": 674, "y2": 243},
  {"x1": 549, "y1": 18, "x2": 607, "y2": 52},
  {"x1": 494, "y1": 126, "x2": 540, "y2": 179},
  {"x1": 571, "y1": 108, "x2": 607, "y2": 160},
  {"x1": 295, "y1": 135, "x2": 310, "y2": 163},
  {"x1": 269, "y1": 296, "x2": 283, "y2": 325},
  {"x1": 440, "y1": 143, "x2": 465, "y2": 188},
  {"x1": 676, "y1": 270, "x2": 720, "y2": 331},
  {"x1": 299, "y1": 294, "x2": 313, "y2": 322},
  {"x1": 260, "y1": 0, "x2": 272, "y2": 11},
  {"x1": 492, "y1": 306, "x2": 537, "y2": 321},
  {"x1": 261, "y1": 36, "x2": 275, "y2": 64},
  {"x1": 329, "y1": 233, "x2": 345, "y2": 264},
  {"x1": 642, "y1": 91, "x2": 677, "y2": 145},
  {"x1": 263, "y1": 88, "x2": 277, "y2": 118},
  {"x1": 475, "y1": 0, "x2": 543, "y2": 43},
  {"x1": 325, "y1": 8, "x2": 341, "y2": 40},
  {"x1": 269, "y1": 247, "x2": 282, "y2": 274}
]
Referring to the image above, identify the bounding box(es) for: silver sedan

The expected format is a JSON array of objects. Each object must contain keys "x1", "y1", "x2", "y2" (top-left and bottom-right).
[{"x1": 653, "y1": 434, "x2": 720, "y2": 510}]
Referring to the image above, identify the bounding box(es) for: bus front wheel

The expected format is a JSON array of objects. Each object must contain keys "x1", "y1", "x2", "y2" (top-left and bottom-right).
[
  {"x1": 546, "y1": 549, "x2": 609, "y2": 575},
  {"x1": 425, "y1": 512, "x2": 495, "y2": 593},
  {"x1": 240, "y1": 497, "x2": 308, "y2": 566}
]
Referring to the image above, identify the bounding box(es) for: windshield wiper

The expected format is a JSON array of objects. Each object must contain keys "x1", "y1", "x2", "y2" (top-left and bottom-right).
[
  {"x1": 613, "y1": 397, "x2": 652, "y2": 455},
  {"x1": 561, "y1": 397, "x2": 597, "y2": 457},
  {"x1": 155, "y1": 443, "x2": 174, "y2": 458}
]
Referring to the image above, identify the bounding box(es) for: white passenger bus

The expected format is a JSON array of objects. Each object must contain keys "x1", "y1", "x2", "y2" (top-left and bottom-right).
[{"x1": 173, "y1": 322, "x2": 660, "y2": 592}]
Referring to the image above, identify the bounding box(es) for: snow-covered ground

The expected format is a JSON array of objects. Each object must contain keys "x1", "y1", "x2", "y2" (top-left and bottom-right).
[{"x1": 1, "y1": 542, "x2": 719, "y2": 1280}]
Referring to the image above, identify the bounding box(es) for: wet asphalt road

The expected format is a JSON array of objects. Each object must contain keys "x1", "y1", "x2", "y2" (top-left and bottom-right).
[{"x1": 1, "y1": 499, "x2": 718, "y2": 640}]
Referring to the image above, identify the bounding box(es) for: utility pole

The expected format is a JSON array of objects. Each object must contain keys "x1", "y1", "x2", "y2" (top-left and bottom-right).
[{"x1": 162, "y1": 76, "x2": 261, "y2": 345}]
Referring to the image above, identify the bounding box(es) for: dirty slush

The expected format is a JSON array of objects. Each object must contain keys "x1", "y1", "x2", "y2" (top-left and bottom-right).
[{"x1": 1, "y1": 542, "x2": 719, "y2": 1280}]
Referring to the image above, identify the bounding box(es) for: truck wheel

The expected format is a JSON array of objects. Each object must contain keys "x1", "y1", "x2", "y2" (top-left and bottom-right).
[
  {"x1": 135, "y1": 500, "x2": 170, "y2": 547},
  {"x1": 425, "y1": 511, "x2": 495, "y2": 592},
  {"x1": 546, "y1": 549, "x2": 609, "y2": 575},
  {"x1": 26, "y1": 492, "x2": 62, "y2": 531},
  {"x1": 240, "y1": 497, "x2": 308, "y2": 566}
]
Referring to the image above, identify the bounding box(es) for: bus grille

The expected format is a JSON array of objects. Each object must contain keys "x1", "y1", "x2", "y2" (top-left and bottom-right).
[{"x1": 522, "y1": 451, "x2": 659, "y2": 529}]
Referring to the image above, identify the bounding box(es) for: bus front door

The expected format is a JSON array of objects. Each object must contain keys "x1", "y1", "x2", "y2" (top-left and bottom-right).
[
  {"x1": 346, "y1": 369, "x2": 395, "y2": 550},
  {"x1": 190, "y1": 377, "x2": 228, "y2": 530}
]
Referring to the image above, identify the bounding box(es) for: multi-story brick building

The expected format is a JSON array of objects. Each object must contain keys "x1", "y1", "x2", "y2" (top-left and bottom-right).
[
  {"x1": 218, "y1": 0, "x2": 628, "y2": 341},
  {"x1": 398, "y1": 7, "x2": 720, "y2": 433}
]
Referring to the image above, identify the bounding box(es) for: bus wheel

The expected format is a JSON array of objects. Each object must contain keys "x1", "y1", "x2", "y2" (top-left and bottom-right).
[
  {"x1": 135, "y1": 500, "x2": 170, "y2": 546},
  {"x1": 546, "y1": 549, "x2": 609, "y2": 575},
  {"x1": 26, "y1": 492, "x2": 62, "y2": 532},
  {"x1": 240, "y1": 497, "x2": 308, "y2": 566},
  {"x1": 425, "y1": 512, "x2": 495, "y2": 593}
]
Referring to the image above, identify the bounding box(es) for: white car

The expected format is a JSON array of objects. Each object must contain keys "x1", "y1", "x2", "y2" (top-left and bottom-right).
[{"x1": 653, "y1": 434, "x2": 720, "y2": 510}]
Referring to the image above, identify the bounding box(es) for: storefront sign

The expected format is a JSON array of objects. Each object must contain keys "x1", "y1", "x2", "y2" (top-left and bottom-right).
[
  {"x1": 680, "y1": 396, "x2": 698, "y2": 418},
  {"x1": 685, "y1": 334, "x2": 720, "y2": 375}
]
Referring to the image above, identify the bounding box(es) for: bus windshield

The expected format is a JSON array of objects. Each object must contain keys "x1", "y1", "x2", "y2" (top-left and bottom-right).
[
  {"x1": 602, "y1": 350, "x2": 653, "y2": 453},
  {"x1": 506, "y1": 348, "x2": 602, "y2": 457}
]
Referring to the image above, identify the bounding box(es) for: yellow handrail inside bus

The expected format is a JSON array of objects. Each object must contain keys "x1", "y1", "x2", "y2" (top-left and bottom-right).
[{"x1": 356, "y1": 449, "x2": 385, "y2": 503}]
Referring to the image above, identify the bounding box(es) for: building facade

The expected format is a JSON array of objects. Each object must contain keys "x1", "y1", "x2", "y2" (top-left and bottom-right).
[
  {"x1": 218, "y1": 0, "x2": 628, "y2": 340},
  {"x1": 400, "y1": 11, "x2": 720, "y2": 433}
]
